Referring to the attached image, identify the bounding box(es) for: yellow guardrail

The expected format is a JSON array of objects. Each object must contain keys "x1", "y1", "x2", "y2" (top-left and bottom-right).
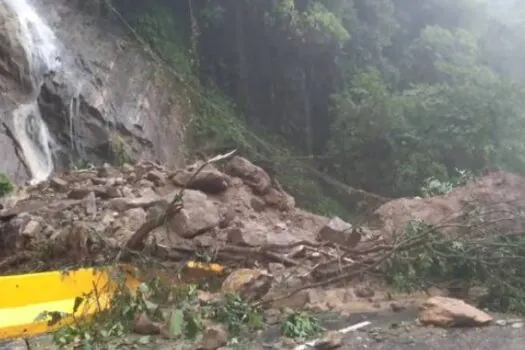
[{"x1": 0, "y1": 261, "x2": 225, "y2": 341}]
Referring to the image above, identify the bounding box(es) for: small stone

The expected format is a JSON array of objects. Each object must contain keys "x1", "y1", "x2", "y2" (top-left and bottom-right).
[
  {"x1": 68, "y1": 187, "x2": 92, "y2": 199},
  {"x1": 91, "y1": 177, "x2": 108, "y2": 185},
  {"x1": 121, "y1": 163, "x2": 134, "y2": 173},
  {"x1": 355, "y1": 285, "x2": 375, "y2": 298},
  {"x1": 139, "y1": 187, "x2": 158, "y2": 199},
  {"x1": 268, "y1": 262, "x2": 285, "y2": 274},
  {"x1": 133, "y1": 312, "x2": 162, "y2": 335},
  {"x1": 83, "y1": 192, "x2": 97, "y2": 216},
  {"x1": 314, "y1": 331, "x2": 343, "y2": 350},
  {"x1": 264, "y1": 308, "x2": 282, "y2": 324},
  {"x1": 316, "y1": 217, "x2": 361, "y2": 247},
  {"x1": 270, "y1": 289, "x2": 310, "y2": 310},
  {"x1": 250, "y1": 197, "x2": 266, "y2": 212},
  {"x1": 114, "y1": 208, "x2": 147, "y2": 240},
  {"x1": 98, "y1": 163, "x2": 118, "y2": 177},
  {"x1": 199, "y1": 325, "x2": 228, "y2": 350},
  {"x1": 197, "y1": 290, "x2": 219, "y2": 304},
  {"x1": 108, "y1": 195, "x2": 168, "y2": 212},
  {"x1": 101, "y1": 186, "x2": 121, "y2": 199},
  {"x1": 390, "y1": 302, "x2": 405, "y2": 312},
  {"x1": 222, "y1": 268, "x2": 272, "y2": 301},
  {"x1": 120, "y1": 186, "x2": 135, "y2": 198},
  {"x1": 218, "y1": 206, "x2": 235, "y2": 229},
  {"x1": 262, "y1": 188, "x2": 295, "y2": 211},
  {"x1": 512, "y1": 322, "x2": 524, "y2": 328},
  {"x1": 496, "y1": 319, "x2": 507, "y2": 326},
  {"x1": 21, "y1": 220, "x2": 42, "y2": 238},
  {"x1": 49, "y1": 177, "x2": 68, "y2": 192},
  {"x1": 138, "y1": 179, "x2": 155, "y2": 188},
  {"x1": 146, "y1": 170, "x2": 166, "y2": 186}
]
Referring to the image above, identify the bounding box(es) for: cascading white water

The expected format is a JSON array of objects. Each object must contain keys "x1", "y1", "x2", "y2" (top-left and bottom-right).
[
  {"x1": 68, "y1": 83, "x2": 83, "y2": 155},
  {"x1": 5, "y1": 0, "x2": 61, "y2": 184}
]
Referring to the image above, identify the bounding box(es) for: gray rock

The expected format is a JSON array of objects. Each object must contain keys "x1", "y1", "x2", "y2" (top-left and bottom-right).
[
  {"x1": 225, "y1": 156, "x2": 272, "y2": 194},
  {"x1": 49, "y1": 177, "x2": 68, "y2": 192},
  {"x1": 171, "y1": 162, "x2": 230, "y2": 194},
  {"x1": 167, "y1": 189, "x2": 220, "y2": 238},
  {"x1": 108, "y1": 195, "x2": 168, "y2": 212},
  {"x1": 21, "y1": 219, "x2": 42, "y2": 238},
  {"x1": 316, "y1": 217, "x2": 361, "y2": 247},
  {"x1": 83, "y1": 191, "x2": 97, "y2": 216}
]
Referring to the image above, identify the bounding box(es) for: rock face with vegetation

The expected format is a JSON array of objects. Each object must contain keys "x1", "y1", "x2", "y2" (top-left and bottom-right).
[
  {"x1": 4, "y1": 0, "x2": 525, "y2": 218},
  {"x1": 80, "y1": 0, "x2": 525, "y2": 203},
  {"x1": 0, "y1": 0, "x2": 187, "y2": 185}
]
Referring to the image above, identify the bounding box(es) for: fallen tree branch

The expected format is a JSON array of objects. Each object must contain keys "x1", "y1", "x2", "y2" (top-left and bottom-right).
[{"x1": 0, "y1": 251, "x2": 34, "y2": 270}]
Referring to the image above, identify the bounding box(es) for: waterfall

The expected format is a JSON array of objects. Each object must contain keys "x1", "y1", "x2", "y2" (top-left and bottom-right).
[
  {"x1": 5, "y1": 0, "x2": 61, "y2": 184},
  {"x1": 68, "y1": 83, "x2": 83, "y2": 157}
]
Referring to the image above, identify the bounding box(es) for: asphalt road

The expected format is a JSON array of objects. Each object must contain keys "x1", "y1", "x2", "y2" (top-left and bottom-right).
[
  {"x1": 260, "y1": 308, "x2": 525, "y2": 350},
  {"x1": 4, "y1": 307, "x2": 525, "y2": 349}
]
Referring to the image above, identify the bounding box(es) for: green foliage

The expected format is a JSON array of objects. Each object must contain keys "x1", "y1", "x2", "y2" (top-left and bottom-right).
[
  {"x1": 108, "y1": 0, "x2": 525, "y2": 211},
  {"x1": 51, "y1": 270, "x2": 158, "y2": 348},
  {"x1": 50, "y1": 268, "x2": 266, "y2": 348},
  {"x1": 280, "y1": 310, "x2": 324, "y2": 339},
  {"x1": 0, "y1": 173, "x2": 14, "y2": 197},
  {"x1": 271, "y1": 0, "x2": 350, "y2": 45},
  {"x1": 420, "y1": 168, "x2": 474, "y2": 197},
  {"x1": 128, "y1": 5, "x2": 195, "y2": 81},
  {"x1": 209, "y1": 293, "x2": 264, "y2": 337},
  {"x1": 191, "y1": 83, "x2": 254, "y2": 155},
  {"x1": 385, "y1": 220, "x2": 479, "y2": 293},
  {"x1": 109, "y1": 134, "x2": 132, "y2": 166},
  {"x1": 386, "y1": 220, "x2": 525, "y2": 314}
]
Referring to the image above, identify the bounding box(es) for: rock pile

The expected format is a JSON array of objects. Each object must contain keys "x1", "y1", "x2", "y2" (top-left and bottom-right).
[
  {"x1": 0, "y1": 156, "x2": 337, "y2": 269},
  {"x1": 373, "y1": 170, "x2": 525, "y2": 239}
]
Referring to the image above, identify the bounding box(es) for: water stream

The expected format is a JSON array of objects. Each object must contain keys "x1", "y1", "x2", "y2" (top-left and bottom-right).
[{"x1": 5, "y1": 0, "x2": 61, "y2": 184}]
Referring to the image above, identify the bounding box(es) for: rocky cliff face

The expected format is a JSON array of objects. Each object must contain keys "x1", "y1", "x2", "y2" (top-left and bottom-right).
[{"x1": 0, "y1": 0, "x2": 187, "y2": 185}]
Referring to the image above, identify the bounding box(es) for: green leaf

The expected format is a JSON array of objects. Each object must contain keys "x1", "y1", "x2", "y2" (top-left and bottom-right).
[
  {"x1": 144, "y1": 300, "x2": 159, "y2": 312},
  {"x1": 73, "y1": 296, "x2": 84, "y2": 313},
  {"x1": 138, "y1": 336, "x2": 151, "y2": 344},
  {"x1": 168, "y1": 308, "x2": 184, "y2": 339}
]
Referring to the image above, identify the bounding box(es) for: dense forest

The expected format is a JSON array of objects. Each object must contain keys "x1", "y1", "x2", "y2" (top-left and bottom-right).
[{"x1": 88, "y1": 0, "x2": 525, "y2": 215}]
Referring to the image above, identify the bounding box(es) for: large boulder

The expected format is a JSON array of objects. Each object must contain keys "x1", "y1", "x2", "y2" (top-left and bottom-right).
[
  {"x1": 226, "y1": 219, "x2": 302, "y2": 247},
  {"x1": 225, "y1": 156, "x2": 272, "y2": 195},
  {"x1": 221, "y1": 268, "x2": 273, "y2": 301},
  {"x1": 316, "y1": 216, "x2": 361, "y2": 247},
  {"x1": 419, "y1": 296, "x2": 493, "y2": 327},
  {"x1": 171, "y1": 161, "x2": 230, "y2": 194},
  {"x1": 167, "y1": 190, "x2": 220, "y2": 238}
]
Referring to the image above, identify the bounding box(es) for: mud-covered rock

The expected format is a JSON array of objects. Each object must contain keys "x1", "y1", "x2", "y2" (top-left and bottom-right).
[
  {"x1": 225, "y1": 156, "x2": 272, "y2": 195},
  {"x1": 199, "y1": 325, "x2": 228, "y2": 350},
  {"x1": 221, "y1": 268, "x2": 273, "y2": 301},
  {"x1": 317, "y1": 217, "x2": 361, "y2": 247},
  {"x1": 374, "y1": 171, "x2": 525, "y2": 239},
  {"x1": 172, "y1": 161, "x2": 230, "y2": 194},
  {"x1": 419, "y1": 296, "x2": 493, "y2": 327}
]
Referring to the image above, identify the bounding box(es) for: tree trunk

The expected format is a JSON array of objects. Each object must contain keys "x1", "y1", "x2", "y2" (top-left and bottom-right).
[
  {"x1": 235, "y1": 0, "x2": 251, "y2": 119},
  {"x1": 188, "y1": 0, "x2": 199, "y2": 71},
  {"x1": 301, "y1": 65, "x2": 313, "y2": 156}
]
